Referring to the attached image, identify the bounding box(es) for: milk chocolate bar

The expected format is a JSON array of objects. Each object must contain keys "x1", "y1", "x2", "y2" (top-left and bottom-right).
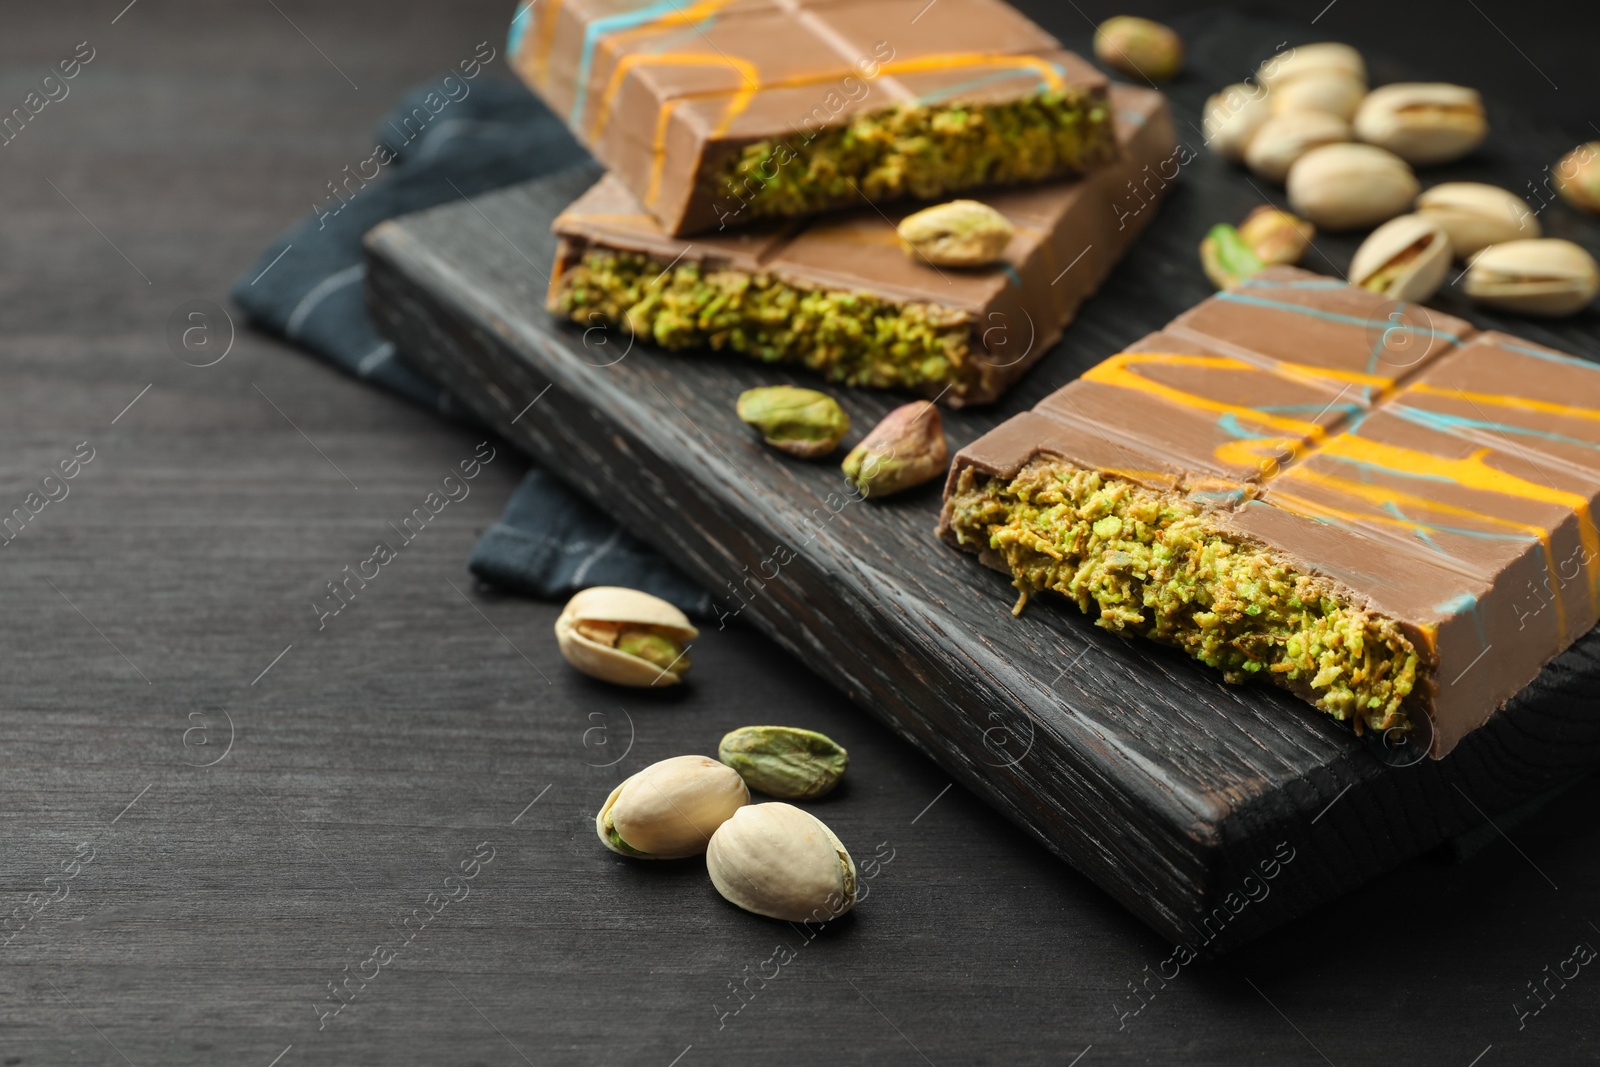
[
  {"x1": 547, "y1": 85, "x2": 1174, "y2": 407},
  {"x1": 509, "y1": 0, "x2": 1118, "y2": 235},
  {"x1": 939, "y1": 267, "x2": 1600, "y2": 757}
]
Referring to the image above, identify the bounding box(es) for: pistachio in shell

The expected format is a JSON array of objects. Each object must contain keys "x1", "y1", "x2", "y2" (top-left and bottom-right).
[
  {"x1": 1236, "y1": 205, "x2": 1315, "y2": 266},
  {"x1": 719, "y1": 726, "x2": 849, "y2": 799},
  {"x1": 896, "y1": 199, "x2": 1015, "y2": 267},
  {"x1": 1463, "y1": 239, "x2": 1600, "y2": 317},
  {"x1": 1244, "y1": 109, "x2": 1352, "y2": 183},
  {"x1": 1554, "y1": 142, "x2": 1600, "y2": 214},
  {"x1": 1202, "y1": 83, "x2": 1271, "y2": 163},
  {"x1": 1199, "y1": 224, "x2": 1265, "y2": 290},
  {"x1": 1415, "y1": 182, "x2": 1540, "y2": 259},
  {"x1": 1256, "y1": 42, "x2": 1366, "y2": 90},
  {"x1": 1353, "y1": 83, "x2": 1487, "y2": 166},
  {"x1": 1286, "y1": 142, "x2": 1418, "y2": 231},
  {"x1": 555, "y1": 586, "x2": 697, "y2": 687},
  {"x1": 1268, "y1": 71, "x2": 1366, "y2": 122},
  {"x1": 1349, "y1": 214, "x2": 1452, "y2": 302},
  {"x1": 597, "y1": 755, "x2": 750, "y2": 859},
  {"x1": 736, "y1": 386, "x2": 849, "y2": 459},
  {"x1": 1092, "y1": 16, "x2": 1183, "y2": 82},
  {"x1": 706, "y1": 803, "x2": 857, "y2": 922}
]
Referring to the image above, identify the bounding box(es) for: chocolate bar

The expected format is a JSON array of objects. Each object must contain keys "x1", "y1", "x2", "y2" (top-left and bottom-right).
[
  {"x1": 938, "y1": 266, "x2": 1600, "y2": 757},
  {"x1": 509, "y1": 0, "x2": 1118, "y2": 235},
  {"x1": 546, "y1": 84, "x2": 1175, "y2": 407}
]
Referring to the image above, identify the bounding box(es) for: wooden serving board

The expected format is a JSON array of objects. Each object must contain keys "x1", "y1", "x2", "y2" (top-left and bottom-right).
[{"x1": 363, "y1": 15, "x2": 1600, "y2": 952}]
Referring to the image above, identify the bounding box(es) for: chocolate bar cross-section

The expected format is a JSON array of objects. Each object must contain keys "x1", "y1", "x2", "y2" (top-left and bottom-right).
[
  {"x1": 939, "y1": 267, "x2": 1600, "y2": 757},
  {"x1": 546, "y1": 84, "x2": 1176, "y2": 407},
  {"x1": 510, "y1": 0, "x2": 1118, "y2": 235}
]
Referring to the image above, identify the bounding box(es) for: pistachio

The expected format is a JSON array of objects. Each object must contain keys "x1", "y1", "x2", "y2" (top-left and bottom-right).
[
  {"x1": 1415, "y1": 182, "x2": 1540, "y2": 259},
  {"x1": 1463, "y1": 239, "x2": 1600, "y2": 317},
  {"x1": 1286, "y1": 143, "x2": 1418, "y2": 231},
  {"x1": 1200, "y1": 224, "x2": 1265, "y2": 290},
  {"x1": 719, "y1": 726, "x2": 849, "y2": 799},
  {"x1": 597, "y1": 755, "x2": 750, "y2": 859},
  {"x1": 1269, "y1": 72, "x2": 1366, "y2": 121},
  {"x1": 1244, "y1": 109, "x2": 1352, "y2": 183},
  {"x1": 1554, "y1": 142, "x2": 1600, "y2": 214},
  {"x1": 1349, "y1": 214, "x2": 1451, "y2": 302},
  {"x1": 736, "y1": 386, "x2": 849, "y2": 458},
  {"x1": 706, "y1": 803, "x2": 857, "y2": 922},
  {"x1": 555, "y1": 586, "x2": 698, "y2": 687},
  {"x1": 1202, "y1": 83, "x2": 1271, "y2": 163},
  {"x1": 1237, "y1": 205, "x2": 1316, "y2": 266},
  {"x1": 1353, "y1": 83, "x2": 1487, "y2": 166},
  {"x1": 1257, "y1": 42, "x2": 1366, "y2": 90},
  {"x1": 896, "y1": 199, "x2": 1015, "y2": 267},
  {"x1": 840, "y1": 401, "x2": 948, "y2": 498},
  {"x1": 1092, "y1": 16, "x2": 1183, "y2": 82}
]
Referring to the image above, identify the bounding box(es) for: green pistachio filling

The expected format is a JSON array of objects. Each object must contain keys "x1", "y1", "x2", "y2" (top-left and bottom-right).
[
  {"x1": 553, "y1": 250, "x2": 975, "y2": 393},
  {"x1": 945, "y1": 461, "x2": 1423, "y2": 735},
  {"x1": 712, "y1": 93, "x2": 1116, "y2": 222}
]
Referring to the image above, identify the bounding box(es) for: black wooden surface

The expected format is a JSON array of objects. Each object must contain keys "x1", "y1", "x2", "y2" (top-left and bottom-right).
[{"x1": 5, "y1": 1, "x2": 1598, "y2": 1065}]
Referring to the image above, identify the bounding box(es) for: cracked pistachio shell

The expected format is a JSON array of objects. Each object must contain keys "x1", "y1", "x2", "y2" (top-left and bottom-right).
[
  {"x1": 1286, "y1": 143, "x2": 1418, "y2": 231},
  {"x1": 1416, "y1": 182, "x2": 1540, "y2": 259},
  {"x1": 1202, "y1": 83, "x2": 1271, "y2": 163},
  {"x1": 1554, "y1": 143, "x2": 1600, "y2": 214},
  {"x1": 1244, "y1": 110, "x2": 1352, "y2": 183},
  {"x1": 597, "y1": 755, "x2": 750, "y2": 859},
  {"x1": 1350, "y1": 214, "x2": 1452, "y2": 302},
  {"x1": 1463, "y1": 239, "x2": 1600, "y2": 317},
  {"x1": 1237, "y1": 205, "x2": 1315, "y2": 266},
  {"x1": 707, "y1": 803, "x2": 857, "y2": 922},
  {"x1": 736, "y1": 386, "x2": 849, "y2": 459},
  {"x1": 719, "y1": 726, "x2": 849, "y2": 799},
  {"x1": 1257, "y1": 42, "x2": 1366, "y2": 90},
  {"x1": 896, "y1": 200, "x2": 1015, "y2": 267},
  {"x1": 555, "y1": 586, "x2": 698, "y2": 687},
  {"x1": 1092, "y1": 16, "x2": 1183, "y2": 82},
  {"x1": 1353, "y1": 83, "x2": 1487, "y2": 166},
  {"x1": 1268, "y1": 71, "x2": 1366, "y2": 121},
  {"x1": 841, "y1": 401, "x2": 949, "y2": 499}
]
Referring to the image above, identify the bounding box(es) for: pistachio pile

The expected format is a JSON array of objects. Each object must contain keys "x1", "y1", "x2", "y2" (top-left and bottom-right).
[
  {"x1": 1199, "y1": 40, "x2": 1597, "y2": 316},
  {"x1": 596, "y1": 727, "x2": 858, "y2": 923}
]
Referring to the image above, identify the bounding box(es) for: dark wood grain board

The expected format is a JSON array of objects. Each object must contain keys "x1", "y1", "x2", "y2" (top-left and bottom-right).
[{"x1": 365, "y1": 13, "x2": 1600, "y2": 953}]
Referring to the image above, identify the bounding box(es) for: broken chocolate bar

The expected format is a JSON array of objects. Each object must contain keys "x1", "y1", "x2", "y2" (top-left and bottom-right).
[
  {"x1": 938, "y1": 267, "x2": 1600, "y2": 757},
  {"x1": 546, "y1": 84, "x2": 1176, "y2": 407},
  {"x1": 509, "y1": 0, "x2": 1118, "y2": 235}
]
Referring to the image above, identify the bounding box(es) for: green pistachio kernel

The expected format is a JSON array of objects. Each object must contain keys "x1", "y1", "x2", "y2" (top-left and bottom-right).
[
  {"x1": 736, "y1": 386, "x2": 850, "y2": 459},
  {"x1": 718, "y1": 726, "x2": 850, "y2": 800}
]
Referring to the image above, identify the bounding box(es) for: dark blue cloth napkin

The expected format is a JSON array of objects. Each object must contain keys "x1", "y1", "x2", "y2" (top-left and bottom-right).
[{"x1": 231, "y1": 76, "x2": 709, "y2": 616}]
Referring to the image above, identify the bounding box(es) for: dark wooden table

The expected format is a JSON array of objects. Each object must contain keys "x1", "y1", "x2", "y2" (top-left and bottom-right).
[{"x1": 3, "y1": 1, "x2": 1595, "y2": 1065}]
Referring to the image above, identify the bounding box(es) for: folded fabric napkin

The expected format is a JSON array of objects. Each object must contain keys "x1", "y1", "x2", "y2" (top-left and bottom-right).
[{"x1": 231, "y1": 75, "x2": 708, "y2": 616}]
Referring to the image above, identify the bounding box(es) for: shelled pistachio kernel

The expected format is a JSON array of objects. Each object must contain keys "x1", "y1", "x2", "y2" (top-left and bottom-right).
[
  {"x1": 597, "y1": 755, "x2": 750, "y2": 859},
  {"x1": 736, "y1": 386, "x2": 849, "y2": 459},
  {"x1": 841, "y1": 401, "x2": 949, "y2": 499},
  {"x1": 719, "y1": 726, "x2": 849, "y2": 799},
  {"x1": 555, "y1": 586, "x2": 697, "y2": 686},
  {"x1": 897, "y1": 200, "x2": 1014, "y2": 267},
  {"x1": 707, "y1": 803, "x2": 857, "y2": 921}
]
